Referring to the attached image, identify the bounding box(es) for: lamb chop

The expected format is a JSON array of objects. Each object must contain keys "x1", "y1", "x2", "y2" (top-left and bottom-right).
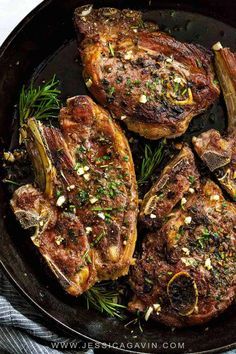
[
  {"x1": 193, "y1": 43, "x2": 236, "y2": 200},
  {"x1": 129, "y1": 146, "x2": 236, "y2": 327},
  {"x1": 11, "y1": 96, "x2": 138, "y2": 296},
  {"x1": 74, "y1": 5, "x2": 220, "y2": 140}
]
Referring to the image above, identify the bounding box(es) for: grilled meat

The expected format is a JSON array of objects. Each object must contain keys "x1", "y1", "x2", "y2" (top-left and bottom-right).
[
  {"x1": 74, "y1": 5, "x2": 220, "y2": 140},
  {"x1": 11, "y1": 96, "x2": 138, "y2": 296},
  {"x1": 129, "y1": 147, "x2": 236, "y2": 327},
  {"x1": 193, "y1": 43, "x2": 236, "y2": 200},
  {"x1": 139, "y1": 146, "x2": 200, "y2": 230},
  {"x1": 193, "y1": 129, "x2": 236, "y2": 199}
]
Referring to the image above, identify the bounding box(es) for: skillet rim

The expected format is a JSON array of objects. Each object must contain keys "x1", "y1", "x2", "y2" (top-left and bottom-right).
[{"x1": 0, "y1": 1, "x2": 235, "y2": 353}]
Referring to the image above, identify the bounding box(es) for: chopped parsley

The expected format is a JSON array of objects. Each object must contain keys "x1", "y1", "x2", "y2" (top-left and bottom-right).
[
  {"x1": 90, "y1": 231, "x2": 106, "y2": 247},
  {"x1": 116, "y1": 76, "x2": 123, "y2": 84},
  {"x1": 197, "y1": 228, "x2": 211, "y2": 248},
  {"x1": 82, "y1": 249, "x2": 92, "y2": 264},
  {"x1": 175, "y1": 225, "x2": 185, "y2": 240},
  {"x1": 188, "y1": 175, "x2": 195, "y2": 184},
  {"x1": 144, "y1": 277, "x2": 153, "y2": 284},
  {"x1": 106, "y1": 86, "x2": 115, "y2": 96},
  {"x1": 77, "y1": 145, "x2": 86, "y2": 153},
  {"x1": 108, "y1": 42, "x2": 115, "y2": 57},
  {"x1": 77, "y1": 190, "x2": 89, "y2": 204}
]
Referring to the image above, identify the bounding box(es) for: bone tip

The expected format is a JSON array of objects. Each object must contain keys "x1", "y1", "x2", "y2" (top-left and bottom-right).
[{"x1": 212, "y1": 42, "x2": 223, "y2": 51}]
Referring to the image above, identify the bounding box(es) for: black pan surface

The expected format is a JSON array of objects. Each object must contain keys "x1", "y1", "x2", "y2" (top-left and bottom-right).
[{"x1": 0, "y1": 0, "x2": 236, "y2": 353}]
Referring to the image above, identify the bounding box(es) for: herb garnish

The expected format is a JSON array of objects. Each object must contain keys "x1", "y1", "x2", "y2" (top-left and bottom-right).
[
  {"x1": 3, "y1": 179, "x2": 21, "y2": 186},
  {"x1": 108, "y1": 42, "x2": 115, "y2": 57},
  {"x1": 106, "y1": 86, "x2": 115, "y2": 96},
  {"x1": 77, "y1": 190, "x2": 89, "y2": 204},
  {"x1": 144, "y1": 277, "x2": 153, "y2": 284},
  {"x1": 82, "y1": 249, "x2": 92, "y2": 264},
  {"x1": 85, "y1": 283, "x2": 126, "y2": 318},
  {"x1": 124, "y1": 310, "x2": 143, "y2": 332},
  {"x1": 188, "y1": 175, "x2": 195, "y2": 184},
  {"x1": 19, "y1": 76, "x2": 61, "y2": 127},
  {"x1": 197, "y1": 228, "x2": 211, "y2": 248},
  {"x1": 138, "y1": 140, "x2": 166, "y2": 184},
  {"x1": 91, "y1": 207, "x2": 113, "y2": 211},
  {"x1": 90, "y1": 232, "x2": 106, "y2": 247},
  {"x1": 175, "y1": 225, "x2": 185, "y2": 241}
]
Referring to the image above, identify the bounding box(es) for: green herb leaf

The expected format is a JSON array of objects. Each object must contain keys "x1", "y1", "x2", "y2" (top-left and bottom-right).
[
  {"x1": 77, "y1": 190, "x2": 89, "y2": 204},
  {"x1": 144, "y1": 277, "x2": 153, "y2": 284},
  {"x1": 106, "y1": 86, "x2": 115, "y2": 96},
  {"x1": 90, "y1": 232, "x2": 106, "y2": 247},
  {"x1": 3, "y1": 179, "x2": 21, "y2": 186},
  {"x1": 108, "y1": 42, "x2": 115, "y2": 57},
  {"x1": 19, "y1": 75, "x2": 61, "y2": 127},
  {"x1": 138, "y1": 140, "x2": 166, "y2": 184},
  {"x1": 188, "y1": 175, "x2": 195, "y2": 184},
  {"x1": 91, "y1": 207, "x2": 113, "y2": 211},
  {"x1": 85, "y1": 283, "x2": 126, "y2": 318}
]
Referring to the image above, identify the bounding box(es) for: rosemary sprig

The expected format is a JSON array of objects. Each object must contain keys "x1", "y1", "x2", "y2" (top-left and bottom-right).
[
  {"x1": 108, "y1": 42, "x2": 115, "y2": 57},
  {"x1": 138, "y1": 139, "x2": 166, "y2": 184},
  {"x1": 3, "y1": 179, "x2": 21, "y2": 186},
  {"x1": 124, "y1": 310, "x2": 144, "y2": 333},
  {"x1": 19, "y1": 75, "x2": 61, "y2": 126},
  {"x1": 85, "y1": 283, "x2": 126, "y2": 318}
]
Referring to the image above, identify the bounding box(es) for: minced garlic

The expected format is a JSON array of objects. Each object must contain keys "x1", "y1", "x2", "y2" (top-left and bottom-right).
[
  {"x1": 90, "y1": 197, "x2": 98, "y2": 204},
  {"x1": 210, "y1": 194, "x2": 220, "y2": 201},
  {"x1": 145, "y1": 306, "x2": 153, "y2": 321},
  {"x1": 98, "y1": 212, "x2": 105, "y2": 220},
  {"x1": 85, "y1": 78, "x2": 93, "y2": 88},
  {"x1": 85, "y1": 227, "x2": 92, "y2": 234},
  {"x1": 124, "y1": 51, "x2": 133, "y2": 60},
  {"x1": 56, "y1": 195, "x2": 66, "y2": 207},
  {"x1": 184, "y1": 216, "x2": 192, "y2": 225},
  {"x1": 205, "y1": 258, "x2": 213, "y2": 270},
  {"x1": 153, "y1": 303, "x2": 161, "y2": 315},
  {"x1": 83, "y1": 173, "x2": 90, "y2": 181},
  {"x1": 182, "y1": 247, "x2": 190, "y2": 256},
  {"x1": 139, "y1": 94, "x2": 147, "y2": 104}
]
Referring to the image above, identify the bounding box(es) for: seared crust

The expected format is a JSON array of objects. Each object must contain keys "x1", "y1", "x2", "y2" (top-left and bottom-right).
[
  {"x1": 75, "y1": 6, "x2": 220, "y2": 139},
  {"x1": 11, "y1": 96, "x2": 138, "y2": 296},
  {"x1": 139, "y1": 146, "x2": 200, "y2": 229},
  {"x1": 129, "y1": 147, "x2": 236, "y2": 327}
]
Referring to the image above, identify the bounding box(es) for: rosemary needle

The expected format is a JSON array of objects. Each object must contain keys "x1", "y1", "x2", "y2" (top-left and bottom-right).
[
  {"x1": 3, "y1": 179, "x2": 21, "y2": 186},
  {"x1": 85, "y1": 283, "x2": 126, "y2": 318},
  {"x1": 19, "y1": 75, "x2": 61, "y2": 126},
  {"x1": 138, "y1": 139, "x2": 166, "y2": 185}
]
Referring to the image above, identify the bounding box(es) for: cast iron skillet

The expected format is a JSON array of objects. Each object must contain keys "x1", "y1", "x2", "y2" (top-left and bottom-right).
[{"x1": 0, "y1": 0, "x2": 236, "y2": 353}]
